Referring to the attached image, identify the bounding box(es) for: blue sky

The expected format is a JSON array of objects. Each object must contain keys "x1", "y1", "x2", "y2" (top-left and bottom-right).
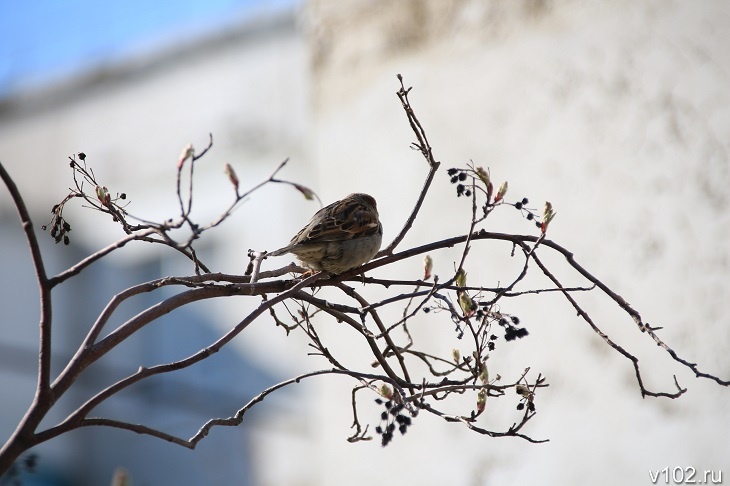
[{"x1": 0, "y1": 0, "x2": 297, "y2": 98}]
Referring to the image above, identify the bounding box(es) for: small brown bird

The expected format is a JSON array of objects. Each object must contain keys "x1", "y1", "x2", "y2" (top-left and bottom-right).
[{"x1": 268, "y1": 193, "x2": 383, "y2": 274}]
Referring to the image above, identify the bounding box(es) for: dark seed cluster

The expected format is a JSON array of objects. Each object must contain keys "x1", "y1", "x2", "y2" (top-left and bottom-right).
[
  {"x1": 474, "y1": 305, "x2": 529, "y2": 349},
  {"x1": 43, "y1": 152, "x2": 131, "y2": 244},
  {"x1": 42, "y1": 205, "x2": 72, "y2": 245},
  {"x1": 488, "y1": 333, "x2": 498, "y2": 351},
  {"x1": 448, "y1": 168, "x2": 472, "y2": 197},
  {"x1": 499, "y1": 315, "x2": 529, "y2": 341},
  {"x1": 514, "y1": 197, "x2": 529, "y2": 210},
  {"x1": 448, "y1": 167, "x2": 550, "y2": 232},
  {"x1": 516, "y1": 400, "x2": 536, "y2": 412},
  {"x1": 374, "y1": 398, "x2": 414, "y2": 446},
  {"x1": 512, "y1": 197, "x2": 546, "y2": 229},
  {"x1": 516, "y1": 388, "x2": 536, "y2": 413}
]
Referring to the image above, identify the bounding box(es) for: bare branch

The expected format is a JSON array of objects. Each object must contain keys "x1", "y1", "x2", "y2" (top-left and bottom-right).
[
  {"x1": 78, "y1": 418, "x2": 192, "y2": 447},
  {"x1": 530, "y1": 251, "x2": 687, "y2": 398},
  {"x1": 0, "y1": 162, "x2": 53, "y2": 396},
  {"x1": 44, "y1": 273, "x2": 328, "y2": 438},
  {"x1": 290, "y1": 290, "x2": 408, "y2": 388},
  {"x1": 48, "y1": 229, "x2": 157, "y2": 287},
  {"x1": 417, "y1": 400, "x2": 548, "y2": 444},
  {"x1": 336, "y1": 283, "x2": 415, "y2": 390},
  {"x1": 378, "y1": 75, "x2": 441, "y2": 256}
]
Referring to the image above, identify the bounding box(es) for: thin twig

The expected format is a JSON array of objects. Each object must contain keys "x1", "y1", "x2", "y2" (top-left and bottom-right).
[
  {"x1": 49, "y1": 229, "x2": 157, "y2": 287},
  {"x1": 378, "y1": 75, "x2": 441, "y2": 256},
  {"x1": 530, "y1": 251, "x2": 686, "y2": 398}
]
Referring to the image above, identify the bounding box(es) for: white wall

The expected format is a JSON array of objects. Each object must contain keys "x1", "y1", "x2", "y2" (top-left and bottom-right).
[{"x1": 293, "y1": 1, "x2": 730, "y2": 485}]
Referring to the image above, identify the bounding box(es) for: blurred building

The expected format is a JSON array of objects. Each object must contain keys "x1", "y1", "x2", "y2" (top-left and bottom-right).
[{"x1": 0, "y1": 5, "x2": 307, "y2": 485}]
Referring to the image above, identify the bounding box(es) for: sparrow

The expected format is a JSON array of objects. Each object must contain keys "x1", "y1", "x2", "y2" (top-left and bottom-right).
[{"x1": 268, "y1": 193, "x2": 383, "y2": 274}]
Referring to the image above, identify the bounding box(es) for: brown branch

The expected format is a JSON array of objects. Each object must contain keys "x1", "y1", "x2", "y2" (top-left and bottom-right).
[
  {"x1": 290, "y1": 291, "x2": 408, "y2": 388},
  {"x1": 52, "y1": 273, "x2": 326, "y2": 401},
  {"x1": 176, "y1": 135, "x2": 213, "y2": 228},
  {"x1": 349, "y1": 230, "x2": 539, "y2": 277},
  {"x1": 358, "y1": 276, "x2": 594, "y2": 296},
  {"x1": 0, "y1": 162, "x2": 56, "y2": 471},
  {"x1": 0, "y1": 163, "x2": 52, "y2": 391},
  {"x1": 296, "y1": 304, "x2": 349, "y2": 369},
  {"x1": 378, "y1": 75, "x2": 441, "y2": 256},
  {"x1": 417, "y1": 400, "x2": 548, "y2": 443},
  {"x1": 484, "y1": 235, "x2": 544, "y2": 306},
  {"x1": 530, "y1": 251, "x2": 687, "y2": 398},
  {"x1": 41, "y1": 366, "x2": 400, "y2": 448},
  {"x1": 78, "y1": 418, "x2": 191, "y2": 447},
  {"x1": 131, "y1": 232, "x2": 212, "y2": 273},
  {"x1": 187, "y1": 368, "x2": 404, "y2": 448},
  {"x1": 38, "y1": 273, "x2": 329, "y2": 444},
  {"x1": 336, "y1": 283, "x2": 415, "y2": 391},
  {"x1": 644, "y1": 328, "x2": 730, "y2": 386},
  {"x1": 48, "y1": 229, "x2": 157, "y2": 287},
  {"x1": 186, "y1": 369, "x2": 352, "y2": 448},
  {"x1": 347, "y1": 385, "x2": 374, "y2": 443},
  {"x1": 50, "y1": 285, "x2": 241, "y2": 400},
  {"x1": 527, "y1": 237, "x2": 729, "y2": 389},
  {"x1": 196, "y1": 158, "x2": 290, "y2": 235},
  {"x1": 409, "y1": 376, "x2": 548, "y2": 399}
]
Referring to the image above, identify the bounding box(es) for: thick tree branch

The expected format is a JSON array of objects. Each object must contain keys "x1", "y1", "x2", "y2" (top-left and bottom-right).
[
  {"x1": 0, "y1": 163, "x2": 52, "y2": 392},
  {"x1": 38, "y1": 273, "x2": 327, "y2": 444},
  {"x1": 0, "y1": 162, "x2": 55, "y2": 471}
]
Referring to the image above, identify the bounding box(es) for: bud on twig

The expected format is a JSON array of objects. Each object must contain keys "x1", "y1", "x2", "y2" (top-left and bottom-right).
[
  {"x1": 495, "y1": 181, "x2": 508, "y2": 203},
  {"x1": 479, "y1": 360, "x2": 489, "y2": 384},
  {"x1": 476, "y1": 388, "x2": 487, "y2": 414},
  {"x1": 459, "y1": 293, "x2": 475, "y2": 317},
  {"x1": 476, "y1": 166, "x2": 494, "y2": 202},
  {"x1": 293, "y1": 183, "x2": 317, "y2": 201},
  {"x1": 475, "y1": 166, "x2": 490, "y2": 188},
  {"x1": 177, "y1": 144, "x2": 194, "y2": 170},
  {"x1": 541, "y1": 201, "x2": 556, "y2": 234},
  {"x1": 224, "y1": 163, "x2": 239, "y2": 191},
  {"x1": 423, "y1": 255, "x2": 433, "y2": 280},
  {"x1": 95, "y1": 185, "x2": 110, "y2": 206},
  {"x1": 455, "y1": 269, "x2": 467, "y2": 288},
  {"x1": 455, "y1": 269, "x2": 475, "y2": 316}
]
